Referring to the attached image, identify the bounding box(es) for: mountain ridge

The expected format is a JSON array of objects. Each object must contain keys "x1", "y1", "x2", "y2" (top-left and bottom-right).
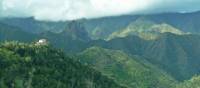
[{"x1": 77, "y1": 46, "x2": 177, "y2": 88}]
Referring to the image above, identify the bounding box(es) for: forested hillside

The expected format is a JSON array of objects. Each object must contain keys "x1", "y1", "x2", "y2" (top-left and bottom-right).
[
  {"x1": 176, "y1": 75, "x2": 200, "y2": 88},
  {"x1": 0, "y1": 42, "x2": 126, "y2": 88},
  {"x1": 77, "y1": 47, "x2": 177, "y2": 88},
  {"x1": 89, "y1": 33, "x2": 200, "y2": 81}
]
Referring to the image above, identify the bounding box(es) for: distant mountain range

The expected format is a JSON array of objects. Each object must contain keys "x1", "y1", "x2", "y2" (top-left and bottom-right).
[{"x1": 1, "y1": 11, "x2": 200, "y2": 40}]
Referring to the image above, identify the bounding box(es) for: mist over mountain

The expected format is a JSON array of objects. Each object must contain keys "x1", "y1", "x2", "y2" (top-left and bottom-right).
[
  {"x1": 1, "y1": 0, "x2": 200, "y2": 21},
  {"x1": 1, "y1": 3, "x2": 200, "y2": 88}
]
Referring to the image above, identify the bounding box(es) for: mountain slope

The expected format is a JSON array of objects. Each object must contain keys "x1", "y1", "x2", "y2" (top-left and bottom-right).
[
  {"x1": 0, "y1": 22, "x2": 38, "y2": 42},
  {"x1": 0, "y1": 17, "x2": 69, "y2": 33},
  {"x1": 39, "y1": 21, "x2": 90, "y2": 53},
  {"x1": 77, "y1": 47, "x2": 177, "y2": 88},
  {"x1": 0, "y1": 42, "x2": 126, "y2": 88},
  {"x1": 176, "y1": 75, "x2": 200, "y2": 88},
  {"x1": 63, "y1": 21, "x2": 91, "y2": 42},
  {"x1": 108, "y1": 18, "x2": 185, "y2": 40},
  {"x1": 84, "y1": 11, "x2": 200, "y2": 40},
  {"x1": 143, "y1": 33, "x2": 200, "y2": 80},
  {"x1": 86, "y1": 11, "x2": 200, "y2": 40},
  {"x1": 0, "y1": 21, "x2": 90, "y2": 53},
  {"x1": 89, "y1": 33, "x2": 200, "y2": 81},
  {"x1": 146, "y1": 11, "x2": 200, "y2": 33},
  {"x1": 84, "y1": 15, "x2": 138, "y2": 40}
]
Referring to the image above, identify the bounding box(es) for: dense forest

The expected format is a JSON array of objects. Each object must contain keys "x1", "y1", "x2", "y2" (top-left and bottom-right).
[
  {"x1": 0, "y1": 42, "x2": 126, "y2": 88},
  {"x1": 77, "y1": 47, "x2": 177, "y2": 88}
]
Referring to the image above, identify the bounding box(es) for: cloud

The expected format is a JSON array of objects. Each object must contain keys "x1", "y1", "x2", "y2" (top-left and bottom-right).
[{"x1": 0, "y1": 0, "x2": 200, "y2": 21}]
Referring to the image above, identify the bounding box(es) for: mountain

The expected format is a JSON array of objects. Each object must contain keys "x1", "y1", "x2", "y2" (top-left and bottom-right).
[
  {"x1": 0, "y1": 42, "x2": 126, "y2": 88},
  {"x1": 0, "y1": 17, "x2": 69, "y2": 33},
  {"x1": 0, "y1": 22, "x2": 38, "y2": 42},
  {"x1": 108, "y1": 18, "x2": 185, "y2": 40},
  {"x1": 176, "y1": 75, "x2": 200, "y2": 88},
  {"x1": 143, "y1": 33, "x2": 200, "y2": 81},
  {"x1": 89, "y1": 35, "x2": 148, "y2": 56},
  {"x1": 77, "y1": 47, "x2": 177, "y2": 88},
  {"x1": 145, "y1": 11, "x2": 200, "y2": 33},
  {"x1": 88, "y1": 33, "x2": 200, "y2": 81},
  {"x1": 1, "y1": 11, "x2": 200, "y2": 84},
  {"x1": 83, "y1": 11, "x2": 200, "y2": 40},
  {"x1": 0, "y1": 21, "x2": 90, "y2": 54},
  {"x1": 1, "y1": 11, "x2": 200, "y2": 40},
  {"x1": 0, "y1": 16, "x2": 138, "y2": 40},
  {"x1": 39, "y1": 21, "x2": 91, "y2": 53},
  {"x1": 83, "y1": 15, "x2": 138, "y2": 40},
  {"x1": 63, "y1": 21, "x2": 91, "y2": 42},
  {"x1": 1, "y1": 17, "x2": 200, "y2": 81}
]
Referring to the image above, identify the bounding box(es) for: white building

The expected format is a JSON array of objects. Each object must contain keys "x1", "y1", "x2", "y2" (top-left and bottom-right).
[{"x1": 35, "y1": 39, "x2": 48, "y2": 45}]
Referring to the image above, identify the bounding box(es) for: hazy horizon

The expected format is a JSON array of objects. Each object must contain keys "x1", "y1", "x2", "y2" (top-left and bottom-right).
[{"x1": 1, "y1": 0, "x2": 200, "y2": 21}]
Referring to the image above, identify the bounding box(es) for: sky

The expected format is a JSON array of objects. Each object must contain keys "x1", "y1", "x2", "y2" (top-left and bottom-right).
[{"x1": 0, "y1": 0, "x2": 200, "y2": 21}]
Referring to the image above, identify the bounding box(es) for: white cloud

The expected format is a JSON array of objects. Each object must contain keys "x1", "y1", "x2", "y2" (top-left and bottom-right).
[{"x1": 0, "y1": 0, "x2": 200, "y2": 21}]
